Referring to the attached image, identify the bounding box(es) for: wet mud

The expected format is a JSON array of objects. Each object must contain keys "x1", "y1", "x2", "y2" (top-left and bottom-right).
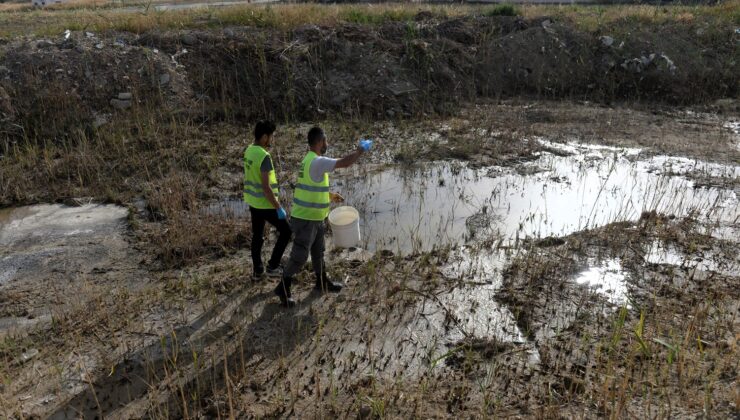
[{"x1": 2, "y1": 124, "x2": 738, "y2": 418}]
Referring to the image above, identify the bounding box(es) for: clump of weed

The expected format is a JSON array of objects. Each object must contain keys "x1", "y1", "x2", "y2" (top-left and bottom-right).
[
  {"x1": 144, "y1": 174, "x2": 249, "y2": 268},
  {"x1": 483, "y1": 4, "x2": 519, "y2": 17}
]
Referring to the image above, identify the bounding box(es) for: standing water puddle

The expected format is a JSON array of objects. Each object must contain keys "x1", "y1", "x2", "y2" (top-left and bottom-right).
[
  {"x1": 645, "y1": 240, "x2": 739, "y2": 277},
  {"x1": 336, "y1": 141, "x2": 737, "y2": 334},
  {"x1": 573, "y1": 258, "x2": 629, "y2": 307},
  {"x1": 338, "y1": 143, "x2": 738, "y2": 253}
]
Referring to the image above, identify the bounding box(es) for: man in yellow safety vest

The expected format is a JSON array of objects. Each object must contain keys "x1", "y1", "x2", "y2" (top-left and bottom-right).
[
  {"x1": 274, "y1": 126, "x2": 373, "y2": 307},
  {"x1": 243, "y1": 120, "x2": 292, "y2": 281}
]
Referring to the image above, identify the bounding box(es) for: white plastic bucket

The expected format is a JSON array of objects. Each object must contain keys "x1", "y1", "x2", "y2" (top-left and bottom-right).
[{"x1": 328, "y1": 206, "x2": 361, "y2": 248}]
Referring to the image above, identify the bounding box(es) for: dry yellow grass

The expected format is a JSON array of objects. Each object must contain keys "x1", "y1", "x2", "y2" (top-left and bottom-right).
[
  {"x1": 0, "y1": 2, "x2": 737, "y2": 38},
  {"x1": 0, "y1": 0, "x2": 138, "y2": 13}
]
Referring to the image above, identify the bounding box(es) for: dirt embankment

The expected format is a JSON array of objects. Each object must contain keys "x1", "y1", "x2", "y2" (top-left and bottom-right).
[{"x1": 0, "y1": 14, "x2": 738, "y2": 150}]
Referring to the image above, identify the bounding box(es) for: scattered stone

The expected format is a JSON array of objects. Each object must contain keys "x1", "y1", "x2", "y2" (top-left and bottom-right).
[
  {"x1": 659, "y1": 54, "x2": 677, "y2": 74},
  {"x1": 600, "y1": 36, "x2": 614, "y2": 47},
  {"x1": 18, "y1": 348, "x2": 39, "y2": 365},
  {"x1": 410, "y1": 39, "x2": 428, "y2": 50},
  {"x1": 110, "y1": 98, "x2": 131, "y2": 110},
  {"x1": 358, "y1": 405, "x2": 372, "y2": 419},
  {"x1": 181, "y1": 33, "x2": 197, "y2": 46},
  {"x1": 117, "y1": 92, "x2": 132, "y2": 100},
  {"x1": 60, "y1": 39, "x2": 76, "y2": 50},
  {"x1": 93, "y1": 115, "x2": 108, "y2": 129},
  {"x1": 95, "y1": 42, "x2": 104, "y2": 49},
  {"x1": 601, "y1": 55, "x2": 616, "y2": 70},
  {"x1": 85, "y1": 32, "x2": 95, "y2": 38},
  {"x1": 159, "y1": 73, "x2": 171, "y2": 86},
  {"x1": 541, "y1": 19, "x2": 553, "y2": 28},
  {"x1": 223, "y1": 28, "x2": 236, "y2": 38},
  {"x1": 387, "y1": 81, "x2": 418, "y2": 96},
  {"x1": 36, "y1": 40, "x2": 54, "y2": 49},
  {"x1": 640, "y1": 54, "x2": 655, "y2": 67}
]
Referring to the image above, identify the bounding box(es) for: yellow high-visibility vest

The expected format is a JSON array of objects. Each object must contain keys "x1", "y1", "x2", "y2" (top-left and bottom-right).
[
  {"x1": 243, "y1": 145, "x2": 278, "y2": 209},
  {"x1": 291, "y1": 151, "x2": 330, "y2": 221}
]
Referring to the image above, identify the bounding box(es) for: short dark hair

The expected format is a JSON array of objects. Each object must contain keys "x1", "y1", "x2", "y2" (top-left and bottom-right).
[
  {"x1": 254, "y1": 120, "x2": 276, "y2": 142},
  {"x1": 307, "y1": 126, "x2": 325, "y2": 146}
]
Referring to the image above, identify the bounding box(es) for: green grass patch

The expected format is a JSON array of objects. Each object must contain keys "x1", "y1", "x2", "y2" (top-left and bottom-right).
[{"x1": 483, "y1": 4, "x2": 519, "y2": 17}]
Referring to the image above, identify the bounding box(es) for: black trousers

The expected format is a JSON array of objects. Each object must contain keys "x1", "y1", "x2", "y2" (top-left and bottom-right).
[{"x1": 249, "y1": 206, "x2": 292, "y2": 275}]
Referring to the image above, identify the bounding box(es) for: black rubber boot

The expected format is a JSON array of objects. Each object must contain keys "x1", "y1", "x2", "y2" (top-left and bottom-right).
[
  {"x1": 274, "y1": 276, "x2": 296, "y2": 307},
  {"x1": 315, "y1": 273, "x2": 343, "y2": 293}
]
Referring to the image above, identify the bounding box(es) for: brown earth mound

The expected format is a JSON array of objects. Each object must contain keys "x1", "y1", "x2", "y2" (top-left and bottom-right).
[{"x1": 0, "y1": 14, "x2": 737, "y2": 151}]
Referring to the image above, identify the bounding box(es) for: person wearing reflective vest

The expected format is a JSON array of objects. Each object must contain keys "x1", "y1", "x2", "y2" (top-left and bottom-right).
[
  {"x1": 244, "y1": 120, "x2": 292, "y2": 281},
  {"x1": 274, "y1": 126, "x2": 373, "y2": 307}
]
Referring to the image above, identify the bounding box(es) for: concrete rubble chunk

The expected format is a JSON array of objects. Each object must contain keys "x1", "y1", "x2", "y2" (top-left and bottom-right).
[
  {"x1": 18, "y1": 349, "x2": 39, "y2": 365},
  {"x1": 93, "y1": 115, "x2": 108, "y2": 129},
  {"x1": 600, "y1": 36, "x2": 614, "y2": 47},
  {"x1": 110, "y1": 98, "x2": 131, "y2": 110},
  {"x1": 387, "y1": 81, "x2": 418, "y2": 96},
  {"x1": 181, "y1": 33, "x2": 197, "y2": 46},
  {"x1": 659, "y1": 54, "x2": 677, "y2": 74},
  {"x1": 118, "y1": 92, "x2": 132, "y2": 100}
]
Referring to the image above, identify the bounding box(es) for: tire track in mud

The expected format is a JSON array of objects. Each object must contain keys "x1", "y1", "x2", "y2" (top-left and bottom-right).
[
  {"x1": 48, "y1": 290, "x2": 278, "y2": 419},
  {"x1": 135, "y1": 291, "x2": 322, "y2": 418}
]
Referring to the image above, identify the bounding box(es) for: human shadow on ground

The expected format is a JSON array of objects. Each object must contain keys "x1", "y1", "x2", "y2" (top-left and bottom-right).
[{"x1": 49, "y1": 287, "x2": 321, "y2": 419}]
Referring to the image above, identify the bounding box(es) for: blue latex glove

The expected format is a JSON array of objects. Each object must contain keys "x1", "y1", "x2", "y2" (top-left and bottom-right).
[
  {"x1": 359, "y1": 139, "x2": 373, "y2": 151},
  {"x1": 277, "y1": 207, "x2": 287, "y2": 220}
]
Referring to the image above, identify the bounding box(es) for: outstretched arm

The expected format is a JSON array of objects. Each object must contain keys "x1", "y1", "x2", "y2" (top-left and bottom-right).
[
  {"x1": 335, "y1": 139, "x2": 373, "y2": 169},
  {"x1": 334, "y1": 148, "x2": 364, "y2": 169}
]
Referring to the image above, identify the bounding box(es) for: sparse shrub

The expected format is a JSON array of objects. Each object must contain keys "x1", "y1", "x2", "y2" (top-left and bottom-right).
[{"x1": 483, "y1": 4, "x2": 519, "y2": 17}]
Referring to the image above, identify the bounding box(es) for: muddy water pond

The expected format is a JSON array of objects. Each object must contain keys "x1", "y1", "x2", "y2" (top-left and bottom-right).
[
  {"x1": 338, "y1": 141, "x2": 738, "y2": 254},
  {"x1": 205, "y1": 140, "x2": 738, "y2": 313}
]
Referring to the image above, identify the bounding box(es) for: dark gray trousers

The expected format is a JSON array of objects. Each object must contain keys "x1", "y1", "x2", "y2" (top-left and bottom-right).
[{"x1": 282, "y1": 217, "x2": 326, "y2": 281}]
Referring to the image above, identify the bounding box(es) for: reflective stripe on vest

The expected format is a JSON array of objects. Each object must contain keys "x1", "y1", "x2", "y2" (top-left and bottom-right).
[
  {"x1": 243, "y1": 145, "x2": 279, "y2": 209},
  {"x1": 291, "y1": 151, "x2": 330, "y2": 221}
]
